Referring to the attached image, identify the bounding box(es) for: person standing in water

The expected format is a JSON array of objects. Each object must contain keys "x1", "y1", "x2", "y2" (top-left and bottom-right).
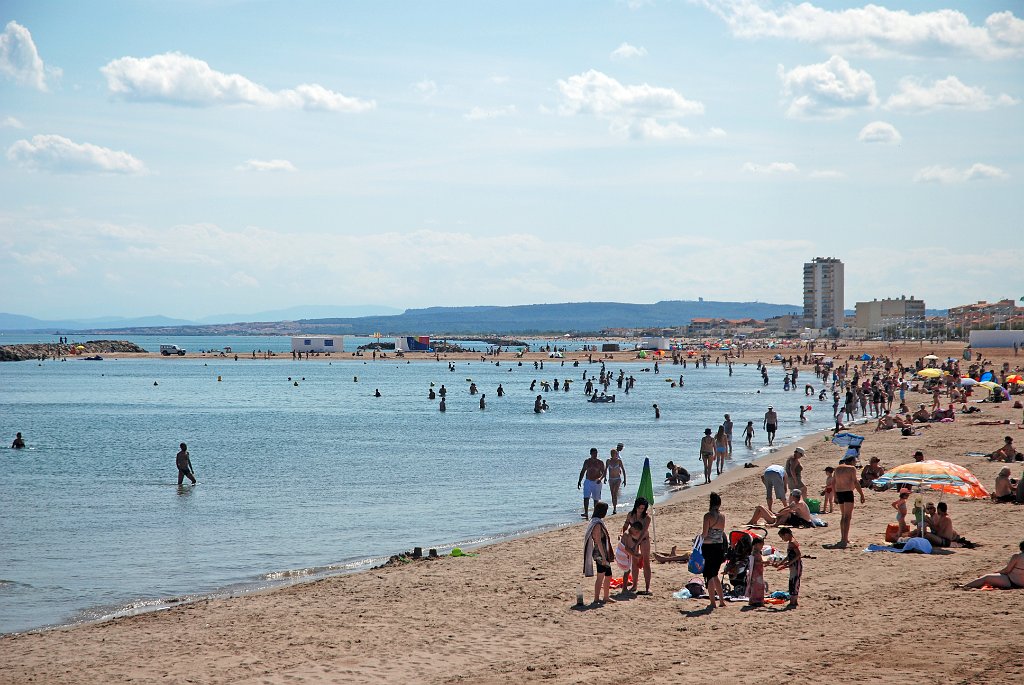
[
  {"x1": 605, "y1": 448, "x2": 627, "y2": 515},
  {"x1": 176, "y1": 442, "x2": 197, "y2": 485},
  {"x1": 12, "y1": 432, "x2": 26, "y2": 449}
]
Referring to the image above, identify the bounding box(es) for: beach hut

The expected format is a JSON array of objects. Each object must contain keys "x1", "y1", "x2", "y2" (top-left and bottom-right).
[{"x1": 290, "y1": 336, "x2": 343, "y2": 353}]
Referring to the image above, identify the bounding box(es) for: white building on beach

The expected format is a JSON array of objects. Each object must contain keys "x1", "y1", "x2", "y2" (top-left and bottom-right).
[{"x1": 290, "y1": 335, "x2": 343, "y2": 353}]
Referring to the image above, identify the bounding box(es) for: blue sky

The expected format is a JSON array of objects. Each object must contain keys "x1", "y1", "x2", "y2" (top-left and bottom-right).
[{"x1": 1, "y1": 1, "x2": 1021, "y2": 319}]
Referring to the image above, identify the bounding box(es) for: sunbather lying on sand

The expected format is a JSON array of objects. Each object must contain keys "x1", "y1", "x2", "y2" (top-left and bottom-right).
[
  {"x1": 963, "y1": 541, "x2": 1024, "y2": 589},
  {"x1": 747, "y1": 490, "x2": 813, "y2": 528},
  {"x1": 652, "y1": 546, "x2": 691, "y2": 563}
]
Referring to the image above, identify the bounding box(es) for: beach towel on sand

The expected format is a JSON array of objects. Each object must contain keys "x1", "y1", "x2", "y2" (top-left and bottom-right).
[
  {"x1": 582, "y1": 518, "x2": 610, "y2": 577},
  {"x1": 865, "y1": 538, "x2": 933, "y2": 554}
]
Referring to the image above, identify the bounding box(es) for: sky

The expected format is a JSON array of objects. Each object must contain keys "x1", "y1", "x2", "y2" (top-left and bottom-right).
[{"x1": 1, "y1": 0, "x2": 1022, "y2": 319}]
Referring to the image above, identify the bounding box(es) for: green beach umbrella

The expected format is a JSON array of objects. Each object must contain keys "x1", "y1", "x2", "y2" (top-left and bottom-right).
[
  {"x1": 636, "y1": 457, "x2": 657, "y2": 553},
  {"x1": 636, "y1": 457, "x2": 654, "y2": 505}
]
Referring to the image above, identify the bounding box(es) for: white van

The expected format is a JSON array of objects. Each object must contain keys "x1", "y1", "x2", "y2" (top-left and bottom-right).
[{"x1": 160, "y1": 344, "x2": 186, "y2": 356}]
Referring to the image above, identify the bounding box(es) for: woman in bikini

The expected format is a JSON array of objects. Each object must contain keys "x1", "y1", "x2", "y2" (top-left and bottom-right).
[
  {"x1": 714, "y1": 425, "x2": 728, "y2": 476},
  {"x1": 621, "y1": 497, "x2": 652, "y2": 594},
  {"x1": 963, "y1": 540, "x2": 1024, "y2": 589},
  {"x1": 700, "y1": 429, "x2": 715, "y2": 484}
]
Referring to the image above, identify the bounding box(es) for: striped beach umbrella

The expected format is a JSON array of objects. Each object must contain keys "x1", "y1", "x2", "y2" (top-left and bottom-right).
[{"x1": 872, "y1": 460, "x2": 989, "y2": 499}]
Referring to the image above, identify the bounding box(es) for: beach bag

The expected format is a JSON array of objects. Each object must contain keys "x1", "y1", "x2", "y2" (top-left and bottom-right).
[
  {"x1": 885, "y1": 523, "x2": 900, "y2": 544},
  {"x1": 687, "y1": 535, "x2": 705, "y2": 575}
]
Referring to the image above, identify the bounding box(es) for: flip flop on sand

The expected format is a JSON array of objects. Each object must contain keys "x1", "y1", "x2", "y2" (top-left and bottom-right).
[{"x1": 823, "y1": 541, "x2": 849, "y2": 550}]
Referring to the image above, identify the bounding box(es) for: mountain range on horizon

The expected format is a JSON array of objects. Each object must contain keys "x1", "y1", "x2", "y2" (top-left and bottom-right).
[
  {"x1": 0, "y1": 305, "x2": 404, "y2": 332},
  {"x1": 0, "y1": 301, "x2": 951, "y2": 336}
]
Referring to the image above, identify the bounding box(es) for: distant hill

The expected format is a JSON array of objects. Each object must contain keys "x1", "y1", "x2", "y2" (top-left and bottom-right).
[
  {"x1": 196, "y1": 304, "x2": 402, "y2": 324},
  {"x1": 0, "y1": 313, "x2": 196, "y2": 331},
  {"x1": 0, "y1": 305, "x2": 403, "y2": 331},
  {"x1": 293, "y1": 300, "x2": 801, "y2": 335},
  {"x1": 3, "y1": 300, "x2": 802, "y2": 336}
]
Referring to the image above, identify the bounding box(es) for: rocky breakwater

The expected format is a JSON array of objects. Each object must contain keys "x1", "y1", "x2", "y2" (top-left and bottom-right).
[{"x1": 0, "y1": 340, "x2": 147, "y2": 362}]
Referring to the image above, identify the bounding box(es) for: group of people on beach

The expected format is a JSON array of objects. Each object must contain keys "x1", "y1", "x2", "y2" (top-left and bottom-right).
[{"x1": 580, "y1": 346, "x2": 1024, "y2": 609}]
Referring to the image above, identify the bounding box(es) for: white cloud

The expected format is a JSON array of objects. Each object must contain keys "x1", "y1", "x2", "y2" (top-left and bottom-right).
[
  {"x1": 6, "y1": 134, "x2": 146, "y2": 175},
  {"x1": 858, "y1": 121, "x2": 902, "y2": 144},
  {"x1": 464, "y1": 105, "x2": 517, "y2": 121},
  {"x1": 224, "y1": 271, "x2": 260, "y2": 288},
  {"x1": 742, "y1": 161, "x2": 798, "y2": 175},
  {"x1": 778, "y1": 55, "x2": 877, "y2": 119},
  {"x1": 236, "y1": 159, "x2": 297, "y2": 173},
  {"x1": 914, "y1": 163, "x2": 1008, "y2": 184},
  {"x1": 610, "y1": 42, "x2": 648, "y2": 60},
  {"x1": 11, "y1": 249, "x2": 77, "y2": 276},
  {"x1": 0, "y1": 21, "x2": 59, "y2": 91},
  {"x1": 1, "y1": 115, "x2": 24, "y2": 128},
  {"x1": 885, "y1": 75, "x2": 1018, "y2": 113},
  {"x1": 557, "y1": 69, "x2": 706, "y2": 140},
  {"x1": 413, "y1": 79, "x2": 437, "y2": 98},
  {"x1": 702, "y1": 1, "x2": 1024, "y2": 59},
  {"x1": 101, "y1": 52, "x2": 375, "y2": 112},
  {"x1": 627, "y1": 119, "x2": 692, "y2": 140}
]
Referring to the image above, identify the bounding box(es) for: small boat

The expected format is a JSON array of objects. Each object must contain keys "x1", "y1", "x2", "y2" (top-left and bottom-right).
[
  {"x1": 588, "y1": 394, "x2": 615, "y2": 403},
  {"x1": 82, "y1": 355, "x2": 104, "y2": 361}
]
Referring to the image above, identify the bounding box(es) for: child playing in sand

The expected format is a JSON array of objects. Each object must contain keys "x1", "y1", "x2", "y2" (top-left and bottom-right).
[
  {"x1": 774, "y1": 528, "x2": 802, "y2": 609},
  {"x1": 892, "y1": 489, "x2": 911, "y2": 538},
  {"x1": 820, "y1": 466, "x2": 835, "y2": 514},
  {"x1": 746, "y1": 536, "x2": 766, "y2": 607},
  {"x1": 743, "y1": 421, "x2": 754, "y2": 448}
]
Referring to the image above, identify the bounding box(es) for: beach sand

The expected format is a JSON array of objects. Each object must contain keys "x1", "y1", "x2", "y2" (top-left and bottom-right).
[{"x1": 3, "y1": 343, "x2": 1023, "y2": 684}]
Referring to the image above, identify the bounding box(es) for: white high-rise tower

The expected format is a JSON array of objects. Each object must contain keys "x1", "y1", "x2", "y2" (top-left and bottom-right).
[{"x1": 802, "y1": 257, "x2": 844, "y2": 330}]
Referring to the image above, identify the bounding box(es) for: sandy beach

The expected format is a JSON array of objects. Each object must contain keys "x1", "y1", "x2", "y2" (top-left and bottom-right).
[{"x1": 3, "y1": 343, "x2": 1023, "y2": 684}]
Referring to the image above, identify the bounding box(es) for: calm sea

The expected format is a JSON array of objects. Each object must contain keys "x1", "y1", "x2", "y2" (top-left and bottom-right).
[{"x1": 0, "y1": 337, "x2": 832, "y2": 633}]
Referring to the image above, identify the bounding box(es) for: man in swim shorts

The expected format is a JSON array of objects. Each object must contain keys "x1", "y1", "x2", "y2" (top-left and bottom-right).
[
  {"x1": 827, "y1": 454, "x2": 865, "y2": 548},
  {"x1": 577, "y1": 448, "x2": 606, "y2": 519},
  {"x1": 761, "y1": 464, "x2": 787, "y2": 511},
  {"x1": 763, "y1": 406, "x2": 778, "y2": 446}
]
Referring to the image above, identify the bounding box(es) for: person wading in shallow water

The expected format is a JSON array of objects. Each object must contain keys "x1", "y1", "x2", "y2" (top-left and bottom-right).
[{"x1": 176, "y1": 442, "x2": 197, "y2": 485}]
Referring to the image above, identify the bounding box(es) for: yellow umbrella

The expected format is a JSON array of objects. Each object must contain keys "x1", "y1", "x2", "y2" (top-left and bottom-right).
[
  {"x1": 917, "y1": 368, "x2": 942, "y2": 378},
  {"x1": 978, "y1": 380, "x2": 1000, "y2": 391}
]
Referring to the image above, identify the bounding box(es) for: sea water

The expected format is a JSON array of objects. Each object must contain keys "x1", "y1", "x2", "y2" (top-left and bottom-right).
[{"x1": 0, "y1": 346, "x2": 832, "y2": 633}]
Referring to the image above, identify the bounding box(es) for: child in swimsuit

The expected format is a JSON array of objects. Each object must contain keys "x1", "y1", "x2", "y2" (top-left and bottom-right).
[
  {"x1": 775, "y1": 527, "x2": 802, "y2": 609},
  {"x1": 821, "y1": 466, "x2": 835, "y2": 514},
  {"x1": 892, "y1": 489, "x2": 911, "y2": 538},
  {"x1": 746, "y1": 537, "x2": 766, "y2": 607},
  {"x1": 743, "y1": 421, "x2": 754, "y2": 449}
]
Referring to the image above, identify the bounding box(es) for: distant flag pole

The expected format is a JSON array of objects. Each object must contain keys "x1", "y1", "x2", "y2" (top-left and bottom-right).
[{"x1": 636, "y1": 457, "x2": 657, "y2": 553}]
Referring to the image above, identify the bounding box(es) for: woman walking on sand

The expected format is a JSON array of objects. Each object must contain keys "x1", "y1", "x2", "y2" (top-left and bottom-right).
[{"x1": 701, "y1": 492, "x2": 727, "y2": 609}]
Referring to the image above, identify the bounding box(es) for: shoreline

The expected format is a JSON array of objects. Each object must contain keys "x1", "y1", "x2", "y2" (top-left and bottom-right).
[
  {"x1": 4, "y1": 346, "x2": 1022, "y2": 683},
  {"x1": 5, "y1": 419, "x2": 833, "y2": 638}
]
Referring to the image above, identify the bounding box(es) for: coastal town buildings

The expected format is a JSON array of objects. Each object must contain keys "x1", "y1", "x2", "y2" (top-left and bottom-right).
[
  {"x1": 802, "y1": 257, "x2": 845, "y2": 331},
  {"x1": 854, "y1": 296, "x2": 926, "y2": 335},
  {"x1": 948, "y1": 299, "x2": 1024, "y2": 333}
]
